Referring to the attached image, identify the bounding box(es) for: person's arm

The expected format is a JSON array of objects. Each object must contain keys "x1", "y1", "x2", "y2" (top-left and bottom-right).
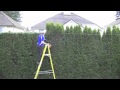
[
  {"x1": 41, "y1": 35, "x2": 51, "y2": 46},
  {"x1": 41, "y1": 41, "x2": 48, "y2": 45}
]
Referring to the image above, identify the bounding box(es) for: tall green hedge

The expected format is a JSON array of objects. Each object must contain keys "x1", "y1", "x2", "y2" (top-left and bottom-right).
[
  {"x1": 0, "y1": 23, "x2": 120, "y2": 79},
  {"x1": 0, "y1": 33, "x2": 38, "y2": 79}
]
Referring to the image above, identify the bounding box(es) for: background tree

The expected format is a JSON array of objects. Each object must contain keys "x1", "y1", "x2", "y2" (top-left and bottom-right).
[
  {"x1": 116, "y1": 11, "x2": 120, "y2": 20},
  {"x1": 3, "y1": 11, "x2": 21, "y2": 22}
]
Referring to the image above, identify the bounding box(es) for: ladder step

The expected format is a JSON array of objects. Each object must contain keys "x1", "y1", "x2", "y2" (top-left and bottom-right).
[
  {"x1": 39, "y1": 70, "x2": 53, "y2": 74},
  {"x1": 44, "y1": 54, "x2": 50, "y2": 57}
]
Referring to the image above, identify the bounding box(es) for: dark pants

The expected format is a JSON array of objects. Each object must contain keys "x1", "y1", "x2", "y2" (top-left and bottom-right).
[{"x1": 37, "y1": 45, "x2": 45, "y2": 62}]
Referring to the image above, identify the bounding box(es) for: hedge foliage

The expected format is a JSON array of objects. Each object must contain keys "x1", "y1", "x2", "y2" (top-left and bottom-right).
[{"x1": 0, "y1": 23, "x2": 120, "y2": 79}]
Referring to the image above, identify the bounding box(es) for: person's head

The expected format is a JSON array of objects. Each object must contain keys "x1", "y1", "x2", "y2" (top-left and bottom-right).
[{"x1": 40, "y1": 32, "x2": 45, "y2": 35}]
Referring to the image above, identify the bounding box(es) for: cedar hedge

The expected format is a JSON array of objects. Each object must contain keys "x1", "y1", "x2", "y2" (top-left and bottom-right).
[{"x1": 0, "y1": 23, "x2": 120, "y2": 79}]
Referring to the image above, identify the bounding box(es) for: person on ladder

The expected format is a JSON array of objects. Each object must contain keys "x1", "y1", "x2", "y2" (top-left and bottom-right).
[{"x1": 37, "y1": 32, "x2": 51, "y2": 64}]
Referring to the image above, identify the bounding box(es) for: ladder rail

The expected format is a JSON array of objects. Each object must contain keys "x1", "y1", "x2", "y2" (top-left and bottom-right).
[
  {"x1": 48, "y1": 47, "x2": 56, "y2": 79},
  {"x1": 34, "y1": 45, "x2": 47, "y2": 79}
]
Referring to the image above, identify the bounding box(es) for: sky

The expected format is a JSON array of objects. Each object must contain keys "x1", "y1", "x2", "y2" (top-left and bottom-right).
[{"x1": 20, "y1": 11, "x2": 116, "y2": 28}]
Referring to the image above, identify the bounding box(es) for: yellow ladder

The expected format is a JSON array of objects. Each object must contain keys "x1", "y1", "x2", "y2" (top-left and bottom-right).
[{"x1": 34, "y1": 44, "x2": 56, "y2": 79}]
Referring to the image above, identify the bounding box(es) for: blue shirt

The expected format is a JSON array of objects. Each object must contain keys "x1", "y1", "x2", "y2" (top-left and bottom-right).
[{"x1": 37, "y1": 34, "x2": 45, "y2": 46}]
